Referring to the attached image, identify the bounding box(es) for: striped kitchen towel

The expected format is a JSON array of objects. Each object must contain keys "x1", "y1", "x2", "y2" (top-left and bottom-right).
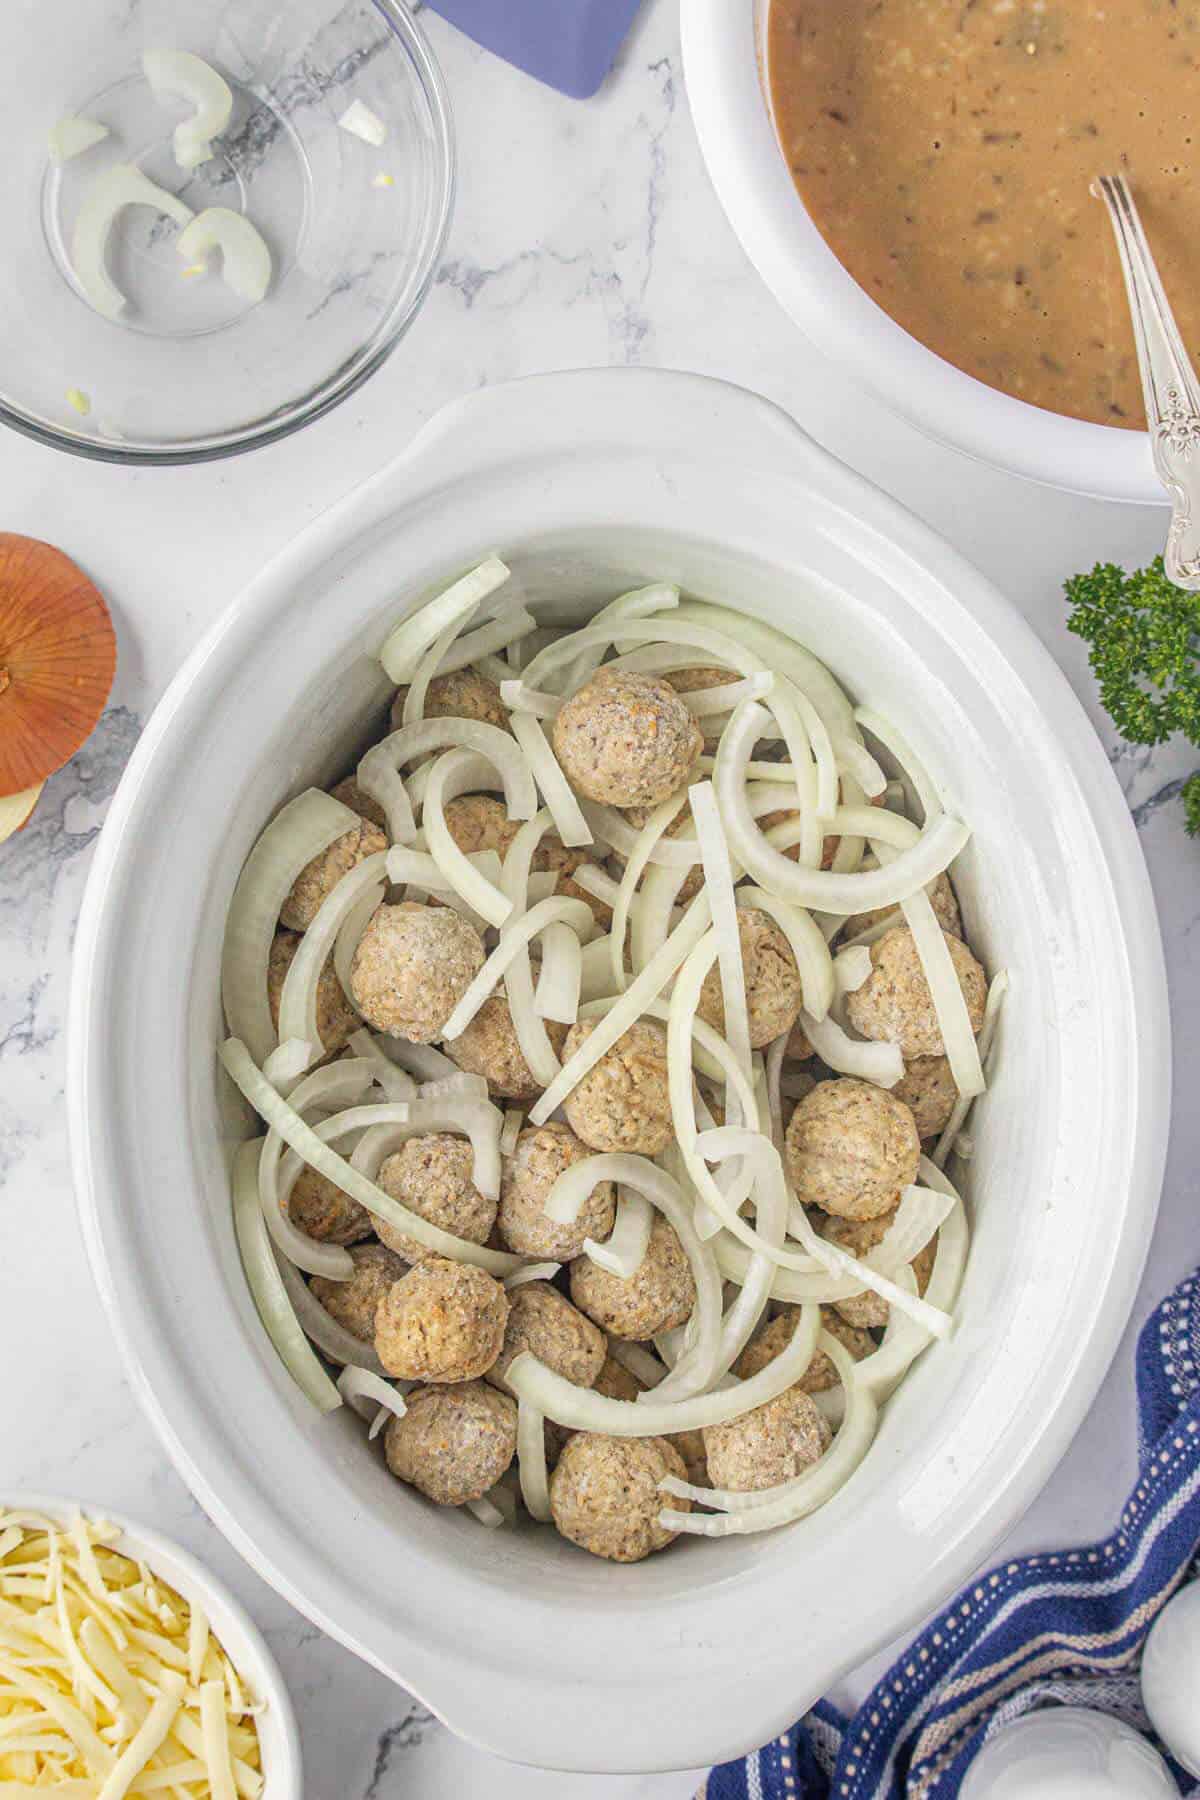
[{"x1": 701, "y1": 1266, "x2": 1200, "y2": 1798}]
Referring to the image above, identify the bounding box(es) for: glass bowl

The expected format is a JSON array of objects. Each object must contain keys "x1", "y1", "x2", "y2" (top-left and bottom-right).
[{"x1": 0, "y1": 0, "x2": 453, "y2": 463}]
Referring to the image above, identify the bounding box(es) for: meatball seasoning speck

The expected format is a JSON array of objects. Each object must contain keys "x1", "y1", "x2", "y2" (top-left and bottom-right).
[
  {"x1": 497, "y1": 1123, "x2": 616, "y2": 1261},
  {"x1": 549, "y1": 1433, "x2": 690, "y2": 1562},
  {"x1": 486, "y1": 1281, "x2": 606, "y2": 1397},
  {"x1": 309, "y1": 1243, "x2": 407, "y2": 1343},
  {"x1": 374, "y1": 1256, "x2": 509, "y2": 1382},
  {"x1": 785, "y1": 1076, "x2": 921, "y2": 1221},
  {"x1": 703, "y1": 1388, "x2": 831, "y2": 1493},
  {"x1": 696, "y1": 908, "x2": 805, "y2": 1049},
  {"x1": 552, "y1": 669, "x2": 703, "y2": 809},
  {"x1": 384, "y1": 1380, "x2": 517, "y2": 1506},
  {"x1": 445, "y1": 990, "x2": 567, "y2": 1102},
  {"x1": 846, "y1": 923, "x2": 986, "y2": 1059},
  {"x1": 280, "y1": 817, "x2": 387, "y2": 932},
  {"x1": 570, "y1": 1213, "x2": 696, "y2": 1340},
  {"x1": 267, "y1": 928, "x2": 358, "y2": 1057},
  {"x1": 287, "y1": 1164, "x2": 373, "y2": 1246},
  {"x1": 373, "y1": 1134, "x2": 497, "y2": 1264},
  {"x1": 735, "y1": 1305, "x2": 875, "y2": 1393},
  {"x1": 390, "y1": 668, "x2": 509, "y2": 735},
  {"x1": 822, "y1": 1211, "x2": 937, "y2": 1330},
  {"x1": 892, "y1": 1055, "x2": 958, "y2": 1140},
  {"x1": 560, "y1": 1018, "x2": 673, "y2": 1156},
  {"x1": 350, "y1": 901, "x2": 485, "y2": 1043}
]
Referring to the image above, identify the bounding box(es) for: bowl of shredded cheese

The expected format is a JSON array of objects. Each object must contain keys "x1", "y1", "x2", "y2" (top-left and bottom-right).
[{"x1": 0, "y1": 1496, "x2": 300, "y2": 1798}]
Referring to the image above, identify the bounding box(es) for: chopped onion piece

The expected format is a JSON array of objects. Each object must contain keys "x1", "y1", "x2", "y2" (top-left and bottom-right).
[
  {"x1": 608, "y1": 1341, "x2": 668, "y2": 1388},
  {"x1": 498, "y1": 1109, "x2": 525, "y2": 1162},
  {"x1": 261, "y1": 1037, "x2": 312, "y2": 1093},
  {"x1": 500, "y1": 679, "x2": 561, "y2": 719},
  {"x1": 259, "y1": 1057, "x2": 375, "y2": 1278},
  {"x1": 420, "y1": 750, "x2": 518, "y2": 926},
  {"x1": 271, "y1": 1259, "x2": 386, "y2": 1377},
  {"x1": 230, "y1": 1141, "x2": 341, "y2": 1411},
  {"x1": 346, "y1": 1028, "x2": 419, "y2": 1103},
  {"x1": 509, "y1": 711, "x2": 592, "y2": 848},
  {"x1": 498, "y1": 813, "x2": 568, "y2": 1087},
  {"x1": 582, "y1": 1185, "x2": 652, "y2": 1278},
  {"x1": 868, "y1": 1183, "x2": 956, "y2": 1271},
  {"x1": 177, "y1": 207, "x2": 270, "y2": 302},
  {"x1": 442, "y1": 895, "x2": 593, "y2": 1038},
  {"x1": 537, "y1": 582, "x2": 680, "y2": 695},
  {"x1": 528, "y1": 891, "x2": 712, "y2": 1127},
  {"x1": 504, "y1": 1261, "x2": 562, "y2": 1290},
  {"x1": 277, "y1": 851, "x2": 387, "y2": 1068},
  {"x1": 834, "y1": 944, "x2": 873, "y2": 996},
  {"x1": 533, "y1": 920, "x2": 582, "y2": 1024},
  {"x1": 465, "y1": 1493, "x2": 507, "y2": 1529},
  {"x1": 505, "y1": 1301, "x2": 820, "y2": 1436},
  {"x1": 49, "y1": 115, "x2": 109, "y2": 164},
  {"x1": 882, "y1": 848, "x2": 983, "y2": 1098},
  {"x1": 689, "y1": 781, "x2": 752, "y2": 1116},
  {"x1": 71, "y1": 162, "x2": 194, "y2": 319},
  {"x1": 336, "y1": 1365, "x2": 407, "y2": 1431},
  {"x1": 737, "y1": 887, "x2": 835, "y2": 1022},
  {"x1": 854, "y1": 705, "x2": 942, "y2": 824},
  {"x1": 797, "y1": 1006, "x2": 903, "y2": 1087},
  {"x1": 350, "y1": 1096, "x2": 504, "y2": 1205},
  {"x1": 142, "y1": 49, "x2": 232, "y2": 169},
  {"x1": 517, "y1": 1399, "x2": 552, "y2": 1521},
  {"x1": 954, "y1": 1131, "x2": 975, "y2": 1161},
  {"x1": 703, "y1": 1129, "x2": 788, "y2": 1384},
  {"x1": 813, "y1": 805, "x2": 919, "y2": 851},
  {"x1": 360, "y1": 716, "x2": 533, "y2": 848},
  {"x1": 436, "y1": 604, "x2": 536, "y2": 676},
  {"x1": 221, "y1": 787, "x2": 360, "y2": 1065},
  {"x1": 681, "y1": 672, "x2": 773, "y2": 716},
  {"x1": 568, "y1": 863, "x2": 621, "y2": 908},
  {"x1": 338, "y1": 98, "x2": 388, "y2": 146},
  {"x1": 580, "y1": 799, "x2": 700, "y2": 869},
  {"x1": 378, "y1": 559, "x2": 509, "y2": 684},
  {"x1": 333, "y1": 882, "x2": 385, "y2": 999},
  {"x1": 933, "y1": 968, "x2": 1009, "y2": 1166},
  {"x1": 609, "y1": 788, "x2": 689, "y2": 993}
]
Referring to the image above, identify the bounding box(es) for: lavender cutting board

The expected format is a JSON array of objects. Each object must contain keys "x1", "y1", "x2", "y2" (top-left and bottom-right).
[{"x1": 424, "y1": 0, "x2": 645, "y2": 98}]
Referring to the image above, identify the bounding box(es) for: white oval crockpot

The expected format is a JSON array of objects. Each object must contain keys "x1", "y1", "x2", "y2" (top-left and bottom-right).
[
  {"x1": 69, "y1": 369, "x2": 1170, "y2": 1772},
  {"x1": 683, "y1": 0, "x2": 1164, "y2": 504}
]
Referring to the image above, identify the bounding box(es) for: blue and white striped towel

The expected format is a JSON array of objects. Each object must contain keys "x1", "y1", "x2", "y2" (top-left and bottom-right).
[{"x1": 702, "y1": 1267, "x2": 1200, "y2": 1798}]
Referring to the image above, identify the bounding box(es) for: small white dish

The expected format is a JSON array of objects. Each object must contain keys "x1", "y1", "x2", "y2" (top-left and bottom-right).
[
  {"x1": 0, "y1": 1491, "x2": 302, "y2": 1798},
  {"x1": 1141, "y1": 1580, "x2": 1200, "y2": 1777},
  {"x1": 682, "y1": 0, "x2": 1163, "y2": 504},
  {"x1": 959, "y1": 1707, "x2": 1175, "y2": 1799}
]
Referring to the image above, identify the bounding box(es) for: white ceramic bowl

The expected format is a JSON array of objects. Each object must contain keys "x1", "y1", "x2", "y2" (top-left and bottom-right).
[
  {"x1": 69, "y1": 368, "x2": 1170, "y2": 1772},
  {"x1": 0, "y1": 1492, "x2": 301, "y2": 1796},
  {"x1": 682, "y1": 0, "x2": 1163, "y2": 504}
]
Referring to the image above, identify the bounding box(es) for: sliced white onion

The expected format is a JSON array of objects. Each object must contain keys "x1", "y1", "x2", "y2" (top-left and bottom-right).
[
  {"x1": 737, "y1": 887, "x2": 835, "y2": 1023},
  {"x1": 258, "y1": 1058, "x2": 376, "y2": 1278},
  {"x1": 508, "y1": 711, "x2": 592, "y2": 849},
  {"x1": 933, "y1": 969, "x2": 1009, "y2": 1167},
  {"x1": 796, "y1": 1006, "x2": 903, "y2": 1087},
  {"x1": 378, "y1": 559, "x2": 509, "y2": 684},
  {"x1": 878, "y1": 845, "x2": 983, "y2": 1098},
  {"x1": 953, "y1": 1132, "x2": 975, "y2": 1161},
  {"x1": 517, "y1": 1399, "x2": 552, "y2": 1521},
  {"x1": 608, "y1": 1341, "x2": 668, "y2": 1388},
  {"x1": 71, "y1": 161, "x2": 194, "y2": 319},
  {"x1": 417, "y1": 1071, "x2": 490, "y2": 1103},
  {"x1": 442, "y1": 895, "x2": 593, "y2": 1039},
  {"x1": 813, "y1": 805, "x2": 919, "y2": 851},
  {"x1": 580, "y1": 800, "x2": 699, "y2": 869},
  {"x1": 682, "y1": 672, "x2": 773, "y2": 716},
  {"x1": 261, "y1": 1038, "x2": 313, "y2": 1093},
  {"x1": 345, "y1": 1029, "x2": 419, "y2": 1102},
  {"x1": 582, "y1": 1185, "x2": 652, "y2": 1278},
  {"x1": 854, "y1": 1173, "x2": 969, "y2": 1401},
  {"x1": 465, "y1": 1493, "x2": 507, "y2": 1529},
  {"x1": 142, "y1": 49, "x2": 232, "y2": 170},
  {"x1": 221, "y1": 789, "x2": 361, "y2": 1068},
  {"x1": 869, "y1": 1182, "x2": 955, "y2": 1271},
  {"x1": 575, "y1": 985, "x2": 756, "y2": 1122},
  {"x1": 275, "y1": 1263, "x2": 390, "y2": 1375},
  {"x1": 505, "y1": 1301, "x2": 820, "y2": 1436},
  {"x1": 401, "y1": 606, "x2": 480, "y2": 730},
  {"x1": 498, "y1": 813, "x2": 567, "y2": 1088},
  {"x1": 338, "y1": 98, "x2": 388, "y2": 145},
  {"x1": 230, "y1": 1141, "x2": 340, "y2": 1412},
  {"x1": 629, "y1": 861, "x2": 693, "y2": 978},
  {"x1": 608, "y1": 789, "x2": 689, "y2": 994},
  {"x1": 776, "y1": 1193, "x2": 954, "y2": 1337},
  {"x1": 830, "y1": 772, "x2": 868, "y2": 876},
  {"x1": 350, "y1": 1095, "x2": 504, "y2": 1205},
  {"x1": 689, "y1": 781, "x2": 752, "y2": 1118},
  {"x1": 504, "y1": 1261, "x2": 561, "y2": 1290},
  {"x1": 539, "y1": 582, "x2": 680, "y2": 695},
  {"x1": 528, "y1": 890, "x2": 712, "y2": 1127},
  {"x1": 659, "y1": 1338, "x2": 879, "y2": 1535},
  {"x1": 567, "y1": 863, "x2": 621, "y2": 909},
  {"x1": 221, "y1": 1041, "x2": 521, "y2": 1271},
  {"x1": 48, "y1": 115, "x2": 109, "y2": 164},
  {"x1": 360, "y1": 717, "x2": 533, "y2": 849},
  {"x1": 436, "y1": 605, "x2": 536, "y2": 676},
  {"x1": 500, "y1": 1106, "x2": 524, "y2": 1157},
  {"x1": 177, "y1": 207, "x2": 270, "y2": 302},
  {"x1": 834, "y1": 944, "x2": 873, "y2": 996},
  {"x1": 533, "y1": 921, "x2": 582, "y2": 1024},
  {"x1": 854, "y1": 706, "x2": 942, "y2": 825},
  {"x1": 419, "y1": 752, "x2": 516, "y2": 925},
  {"x1": 333, "y1": 883, "x2": 385, "y2": 1000},
  {"x1": 500, "y1": 679, "x2": 560, "y2": 720},
  {"x1": 277, "y1": 852, "x2": 387, "y2": 1068},
  {"x1": 705, "y1": 1130, "x2": 787, "y2": 1385},
  {"x1": 336, "y1": 1365, "x2": 407, "y2": 1432}
]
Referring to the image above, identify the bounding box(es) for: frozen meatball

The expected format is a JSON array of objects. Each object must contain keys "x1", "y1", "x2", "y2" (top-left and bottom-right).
[
  {"x1": 842, "y1": 866, "x2": 962, "y2": 944},
  {"x1": 309, "y1": 1243, "x2": 407, "y2": 1343},
  {"x1": 384, "y1": 1380, "x2": 517, "y2": 1506},
  {"x1": 497, "y1": 1123, "x2": 616, "y2": 1261},
  {"x1": 735, "y1": 1305, "x2": 874, "y2": 1394},
  {"x1": 373, "y1": 1134, "x2": 497, "y2": 1264},
  {"x1": 287, "y1": 1165, "x2": 372, "y2": 1246},
  {"x1": 696, "y1": 909, "x2": 804, "y2": 1049},
  {"x1": 374, "y1": 1256, "x2": 509, "y2": 1382},
  {"x1": 350, "y1": 902, "x2": 485, "y2": 1043},
  {"x1": 552, "y1": 669, "x2": 703, "y2": 809},
  {"x1": 267, "y1": 929, "x2": 358, "y2": 1057},
  {"x1": 591, "y1": 1351, "x2": 643, "y2": 1404},
  {"x1": 591, "y1": 1352, "x2": 707, "y2": 1485},
  {"x1": 280, "y1": 817, "x2": 387, "y2": 932},
  {"x1": 549, "y1": 1433, "x2": 690, "y2": 1562},
  {"x1": 486, "y1": 1281, "x2": 606, "y2": 1397},
  {"x1": 846, "y1": 924, "x2": 986, "y2": 1059},
  {"x1": 442, "y1": 793, "x2": 521, "y2": 859},
  {"x1": 893, "y1": 1055, "x2": 958, "y2": 1140},
  {"x1": 328, "y1": 775, "x2": 388, "y2": 832},
  {"x1": 703, "y1": 1388, "x2": 831, "y2": 1493},
  {"x1": 560, "y1": 1018, "x2": 672, "y2": 1156},
  {"x1": 390, "y1": 668, "x2": 509, "y2": 734},
  {"x1": 445, "y1": 991, "x2": 567, "y2": 1102},
  {"x1": 570, "y1": 1214, "x2": 695, "y2": 1340},
  {"x1": 785, "y1": 1018, "x2": 814, "y2": 1062},
  {"x1": 785, "y1": 1077, "x2": 920, "y2": 1221},
  {"x1": 822, "y1": 1210, "x2": 937, "y2": 1330}
]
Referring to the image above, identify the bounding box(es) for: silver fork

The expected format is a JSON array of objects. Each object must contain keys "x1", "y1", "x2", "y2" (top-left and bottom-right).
[{"x1": 1094, "y1": 173, "x2": 1200, "y2": 588}]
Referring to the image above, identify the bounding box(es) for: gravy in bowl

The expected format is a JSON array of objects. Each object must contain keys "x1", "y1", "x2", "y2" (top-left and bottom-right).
[{"x1": 768, "y1": 0, "x2": 1200, "y2": 428}]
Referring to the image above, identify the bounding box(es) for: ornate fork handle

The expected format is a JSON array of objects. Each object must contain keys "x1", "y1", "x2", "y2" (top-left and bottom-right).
[{"x1": 1094, "y1": 174, "x2": 1200, "y2": 588}]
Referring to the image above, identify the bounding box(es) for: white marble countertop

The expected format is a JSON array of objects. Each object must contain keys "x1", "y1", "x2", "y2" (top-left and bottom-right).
[{"x1": 2, "y1": 2, "x2": 1197, "y2": 1794}]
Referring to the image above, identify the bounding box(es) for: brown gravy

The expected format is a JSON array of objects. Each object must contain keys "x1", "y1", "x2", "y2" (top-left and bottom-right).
[{"x1": 767, "y1": 0, "x2": 1200, "y2": 428}]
